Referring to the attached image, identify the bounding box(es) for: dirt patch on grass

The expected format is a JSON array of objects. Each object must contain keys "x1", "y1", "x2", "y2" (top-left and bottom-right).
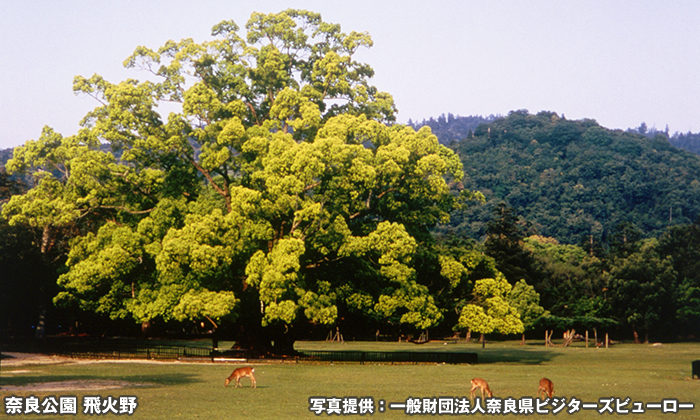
[
  {"x1": 1, "y1": 353, "x2": 157, "y2": 391},
  {"x1": 1, "y1": 352, "x2": 75, "y2": 367},
  {"x1": 1, "y1": 380, "x2": 154, "y2": 392}
]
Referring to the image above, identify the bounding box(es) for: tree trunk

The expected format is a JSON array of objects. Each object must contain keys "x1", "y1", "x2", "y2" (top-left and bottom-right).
[
  {"x1": 231, "y1": 290, "x2": 275, "y2": 357},
  {"x1": 141, "y1": 321, "x2": 151, "y2": 338},
  {"x1": 41, "y1": 225, "x2": 52, "y2": 254},
  {"x1": 272, "y1": 334, "x2": 296, "y2": 356},
  {"x1": 232, "y1": 323, "x2": 273, "y2": 357},
  {"x1": 233, "y1": 322, "x2": 301, "y2": 358},
  {"x1": 270, "y1": 323, "x2": 299, "y2": 356},
  {"x1": 480, "y1": 333, "x2": 485, "y2": 349},
  {"x1": 594, "y1": 328, "x2": 598, "y2": 346}
]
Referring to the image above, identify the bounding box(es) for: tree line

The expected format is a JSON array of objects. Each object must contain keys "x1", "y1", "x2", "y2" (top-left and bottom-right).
[
  {"x1": 475, "y1": 203, "x2": 700, "y2": 343},
  {"x1": 1, "y1": 11, "x2": 698, "y2": 352}
]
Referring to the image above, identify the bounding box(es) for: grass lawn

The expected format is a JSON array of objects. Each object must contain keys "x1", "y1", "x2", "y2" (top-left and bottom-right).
[{"x1": 1, "y1": 340, "x2": 699, "y2": 419}]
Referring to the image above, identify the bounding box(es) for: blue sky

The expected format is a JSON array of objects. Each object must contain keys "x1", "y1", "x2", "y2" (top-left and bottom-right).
[{"x1": 1, "y1": 0, "x2": 699, "y2": 149}]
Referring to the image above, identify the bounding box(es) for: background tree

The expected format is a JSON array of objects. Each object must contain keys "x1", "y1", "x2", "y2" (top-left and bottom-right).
[
  {"x1": 607, "y1": 238, "x2": 676, "y2": 342},
  {"x1": 523, "y1": 235, "x2": 609, "y2": 319},
  {"x1": 656, "y1": 219, "x2": 700, "y2": 338},
  {"x1": 507, "y1": 279, "x2": 547, "y2": 343},
  {"x1": 484, "y1": 203, "x2": 537, "y2": 284},
  {"x1": 0, "y1": 171, "x2": 57, "y2": 336},
  {"x1": 454, "y1": 274, "x2": 524, "y2": 347}
]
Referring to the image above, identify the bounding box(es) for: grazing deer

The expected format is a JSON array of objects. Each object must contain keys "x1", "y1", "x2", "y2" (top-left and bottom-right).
[
  {"x1": 538, "y1": 377, "x2": 554, "y2": 400},
  {"x1": 470, "y1": 378, "x2": 493, "y2": 399},
  {"x1": 224, "y1": 367, "x2": 257, "y2": 388}
]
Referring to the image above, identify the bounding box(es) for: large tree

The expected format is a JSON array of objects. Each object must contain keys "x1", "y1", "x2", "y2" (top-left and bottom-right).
[{"x1": 3, "y1": 10, "x2": 465, "y2": 353}]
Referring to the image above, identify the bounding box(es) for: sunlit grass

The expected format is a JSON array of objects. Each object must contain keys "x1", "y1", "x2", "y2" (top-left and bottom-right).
[{"x1": 2, "y1": 340, "x2": 699, "y2": 419}]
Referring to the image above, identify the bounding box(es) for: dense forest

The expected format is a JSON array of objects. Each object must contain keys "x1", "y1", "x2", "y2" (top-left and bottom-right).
[
  {"x1": 430, "y1": 110, "x2": 700, "y2": 245},
  {"x1": 2, "y1": 10, "x2": 700, "y2": 349}
]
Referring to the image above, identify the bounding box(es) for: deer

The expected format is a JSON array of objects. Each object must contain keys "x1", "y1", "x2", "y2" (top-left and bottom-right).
[
  {"x1": 470, "y1": 378, "x2": 493, "y2": 400},
  {"x1": 538, "y1": 377, "x2": 554, "y2": 400},
  {"x1": 224, "y1": 367, "x2": 257, "y2": 388}
]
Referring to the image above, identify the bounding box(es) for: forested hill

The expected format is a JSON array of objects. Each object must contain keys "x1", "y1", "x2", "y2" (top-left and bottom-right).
[
  {"x1": 442, "y1": 110, "x2": 700, "y2": 245},
  {"x1": 407, "y1": 113, "x2": 498, "y2": 144}
]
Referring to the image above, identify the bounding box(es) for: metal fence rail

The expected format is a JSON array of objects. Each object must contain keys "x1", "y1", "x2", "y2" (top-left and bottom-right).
[
  {"x1": 3, "y1": 338, "x2": 476, "y2": 364},
  {"x1": 298, "y1": 350, "x2": 477, "y2": 364},
  {"x1": 46, "y1": 342, "x2": 215, "y2": 361}
]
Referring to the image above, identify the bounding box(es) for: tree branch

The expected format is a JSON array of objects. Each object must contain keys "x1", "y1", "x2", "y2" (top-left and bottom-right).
[
  {"x1": 204, "y1": 315, "x2": 219, "y2": 330},
  {"x1": 187, "y1": 156, "x2": 231, "y2": 212},
  {"x1": 303, "y1": 180, "x2": 321, "y2": 192},
  {"x1": 86, "y1": 205, "x2": 155, "y2": 215},
  {"x1": 245, "y1": 101, "x2": 261, "y2": 126}
]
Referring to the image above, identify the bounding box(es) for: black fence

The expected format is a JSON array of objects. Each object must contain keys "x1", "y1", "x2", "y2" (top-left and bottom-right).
[
  {"x1": 1, "y1": 337, "x2": 476, "y2": 364},
  {"x1": 1, "y1": 337, "x2": 249, "y2": 362},
  {"x1": 298, "y1": 350, "x2": 477, "y2": 364},
  {"x1": 48, "y1": 342, "x2": 216, "y2": 361}
]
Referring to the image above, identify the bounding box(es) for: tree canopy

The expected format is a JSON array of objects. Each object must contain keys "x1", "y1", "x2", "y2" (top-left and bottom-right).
[{"x1": 3, "y1": 9, "x2": 468, "y2": 351}]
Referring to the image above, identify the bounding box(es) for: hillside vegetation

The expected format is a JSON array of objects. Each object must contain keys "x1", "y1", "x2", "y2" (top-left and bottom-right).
[{"x1": 434, "y1": 110, "x2": 700, "y2": 245}]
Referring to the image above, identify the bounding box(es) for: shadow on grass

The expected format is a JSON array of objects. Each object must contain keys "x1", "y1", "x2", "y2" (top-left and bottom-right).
[
  {"x1": 474, "y1": 347, "x2": 559, "y2": 365},
  {"x1": 0, "y1": 372, "x2": 200, "y2": 388}
]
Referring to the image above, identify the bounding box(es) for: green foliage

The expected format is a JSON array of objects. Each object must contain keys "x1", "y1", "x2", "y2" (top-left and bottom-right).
[
  {"x1": 507, "y1": 279, "x2": 547, "y2": 330},
  {"x1": 437, "y1": 255, "x2": 465, "y2": 289},
  {"x1": 483, "y1": 204, "x2": 538, "y2": 284},
  {"x1": 10, "y1": 10, "x2": 700, "y2": 344},
  {"x1": 523, "y1": 235, "x2": 609, "y2": 318},
  {"x1": 607, "y1": 238, "x2": 677, "y2": 341},
  {"x1": 455, "y1": 274, "x2": 524, "y2": 335},
  {"x1": 3, "y1": 10, "x2": 466, "y2": 345},
  {"x1": 171, "y1": 289, "x2": 239, "y2": 323},
  {"x1": 535, "y1": 314, "x2": 618, "y2": 331},
  {"x1": 656, "y1": 220, "x2": 700, "y2": 337},
  {"x1": 449, "y1": 110, "x2": 700, "y2": 244}
]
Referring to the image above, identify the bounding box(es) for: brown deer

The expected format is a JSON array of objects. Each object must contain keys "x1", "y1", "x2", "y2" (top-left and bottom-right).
[
  {"x1": 224, "y1": 367, "x2": 257, "y2": 388},
  {"x1": 470, "y1": 378, "x2": 493, "y2": 399},
  {"x1": 538, "y1": 377, "x2": 554, "y2": 400}
]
